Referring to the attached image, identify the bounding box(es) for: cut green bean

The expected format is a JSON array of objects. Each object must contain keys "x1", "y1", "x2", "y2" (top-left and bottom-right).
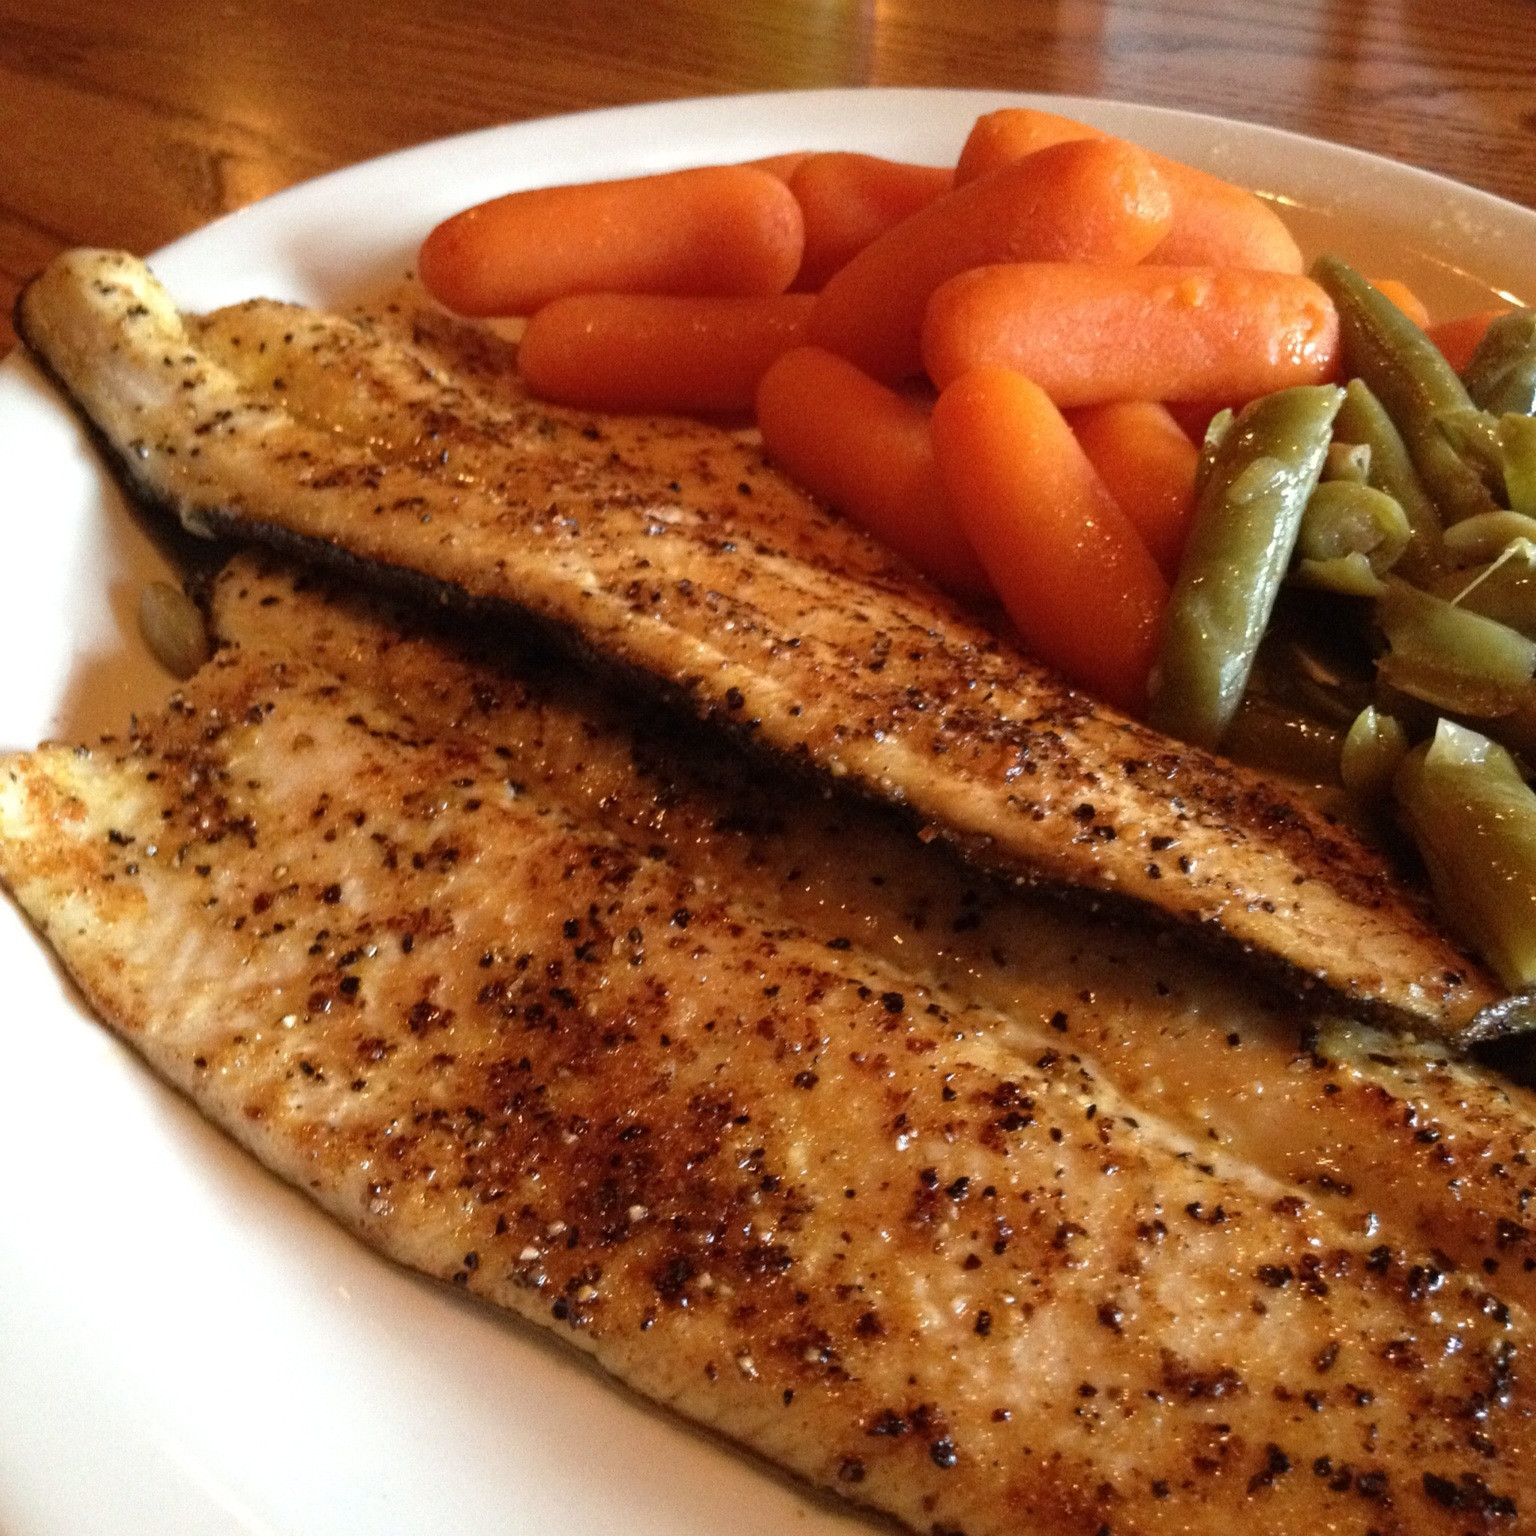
[
  {"x1": 1395, "y1": 719, "x2": 1536, "y2": 989},
  {"x1": 1436, "y1": 407, "x2": 1507, "y2": 496},
  {"x1": 1297, "y1": 479, "x2": 1411, "y2": 569},
  {"x1": 1442, "y1": 510, "x2": 1536, "y2": 564},
  {"x1": 1340, "y1": 705, "x2": 1408, "y2": 801},
  {"x1": 1435, "y1": 540, "x2": 1536, "y2": 637},
  {"x1": 1333, "y1": 378, "x2": 1447, "y2": 583},
  {"x1": 1221, "y1": 695, "x2": 1345, "y2": 783},
  {"x1": 1503, "y1": 413, "x2": 1536, "y2": 516},
  {"x1": 1323, "y1": 440, "x2": 1371, "y2": 483},
  {"x1": 1295, "y1": 552, "x2": 1386, "y2": 596},
  {"x1": 1376, "y1": 576, "x2": 1536, "y2": 717},
  {"x1": 1149, "y1": 384, "x2": 1343, "y2": 748},
  {"x1": 1463, "y1": 308, "x2": 1536, "y2": 417},
  {"x1": 1313, "y1": 255, "x2": 1500, "y2": 526},
  {"x1": 1192, "y1": 407, "x2": 1234, "y2": 500}
]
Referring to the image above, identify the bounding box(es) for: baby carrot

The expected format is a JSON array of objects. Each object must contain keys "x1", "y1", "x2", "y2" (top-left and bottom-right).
[
  {"x1": 809, "y1": 136, "x2": 1172, "y2": 382},
  {"x1": 418, "y1": 165, "x2": 805, "y2": 316},
  {"x1": 922, "y1": 263, "x2": 1339, "y2": 405},
  {"x1": 955, "y1": 108, "x2": 1303, "y2": 273},
  {"x1": 755, "y1": 346, "x2": 991, "y2": 598},
  {"x1": 955, "y1": 108, "x2": 1103, "y2": 184},
  {"x1": 743, "y1": 151, "x2": 811, "y2": 181},
  {"x1": 1371, "y1": 277, "x2": 1431, "y2": 331},
  {"x1": 1428, "y1": 307, "x2": 1512, "y2": 374},
  {"x1": 518, "y1": 292, "x2": 816, "y2": 414},
  {"x1": 930, "y1": 366, "x2": 1169, "y2": 713},
  {"x1": 1067, "y1": 401, "x2": 1200, "y2": 578},
  {"x1": 788, "y1": 153, "x2": 954, "y2": 291}
]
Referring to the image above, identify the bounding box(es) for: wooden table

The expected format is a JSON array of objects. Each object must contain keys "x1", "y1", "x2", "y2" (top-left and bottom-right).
[{"x1": 3, "y1": 0, "x2": 1534, "y2": 352}]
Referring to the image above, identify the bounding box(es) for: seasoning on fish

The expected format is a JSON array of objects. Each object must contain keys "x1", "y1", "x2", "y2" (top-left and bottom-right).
[
  {"x1": 13, "y1": 248, "x2": 1511, "y2": 1039},
  {"x1": 1, "y1": 556, "x2": 1533, "y2": 1536}
]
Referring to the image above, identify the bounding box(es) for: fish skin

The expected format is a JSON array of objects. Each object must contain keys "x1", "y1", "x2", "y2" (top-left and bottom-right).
[
  {"x1": 12, "y1": 248, "x2": 1503, "y2": 1042},
  {"x1": 1, "y1": 580, "x2": 1533, "y2": 1534}
]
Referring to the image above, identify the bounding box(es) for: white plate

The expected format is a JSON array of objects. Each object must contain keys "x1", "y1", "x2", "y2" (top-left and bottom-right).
[{"x1": 1, "y1": 88, "x2": 1533, "y2": 1536}]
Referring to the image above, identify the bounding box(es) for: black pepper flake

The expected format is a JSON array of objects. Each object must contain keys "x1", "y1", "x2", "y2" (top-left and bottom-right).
[
  {"x1": 827, "y1": 936, "x2": 852, "y2": 950},
  {"x1": 929, "y1": 1438, "x2": 958, "y2": 1469},
  {"x1": 1247, "y1": 1444, "x2": 1292, "y2": 1493},
  {"x1": 1049, "y1": 1010, "x2": 1069, "y2": 1032},
  {"x1": 671, "y1": 907, "x2": 691, "y2": 928},
  {"x1": 974, "y1": 1310, "x2": 992, "y2": 1336},
  {"x1": 793, "y1": 1070, "x2": 819, "y2": 1089},
  {"x1": 881, "y1": 991, "x2": 905, "y2": 1014},
  {"x1": 321, "y1": 883, "x2": 342, "y2": 904},
  {"x1": 1355, "y1": 1470, "x2": 1389, "y2": 1502},
  {"x1": 1423, "y1": 1471, "x2": 1518, "y2": 1518},
  {"x1": 338, "y1": 975, "x2": 361, "y2": 997}
]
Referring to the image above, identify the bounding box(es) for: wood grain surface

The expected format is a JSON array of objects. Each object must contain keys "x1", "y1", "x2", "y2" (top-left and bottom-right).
[{"x1": 3, "y1": 0, "x2": 1535, "y2": 352}]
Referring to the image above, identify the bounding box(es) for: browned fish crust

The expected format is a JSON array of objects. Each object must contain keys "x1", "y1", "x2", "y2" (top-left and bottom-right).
[
  {"x1": 12, "y1": 249, "x2": 1505, "y2": 1039},
  {"x1": 2, "y1": 588, "x2": 1534, "y2": 1534}
]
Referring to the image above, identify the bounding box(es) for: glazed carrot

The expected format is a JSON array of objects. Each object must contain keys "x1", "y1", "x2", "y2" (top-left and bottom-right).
[
  {"x1": 518, "y1": 292, "x2": 816, "y2": 413},
  {"x1": 1067, "y1": 401, "x2": 1200, "y2": 578},
  {"x1": 955, "y1": 108, "x2": 1303, "y2": 273},
  {"x1": 744, "y1": 151, "x2": 811, "y2": 181},
  {"x1": 1428, "y1": 307, "x2": 1512, "y2": 374},
  {"x1": 418, "y1": 165, "x2": 805, "y2": 316},
  {"x1": 930, "y1": 366, "x2": 1169, "y2": 713},
  {"x1": 1371, "y1": 277, "x2": 1431, "y2": 331},
  {"x1": 922, "y1": 263, "x2": 1339, "y2": 405},
  {"x1": 955, "y1": 108, "x2": 1103, "y2": 185},
  {"x1": 788, "y1": 153, "x2": 954, "y2": 291},
  {"x1": 756, "y1": 346, "x2": 991, "y2": 597},
  {"x1": 809, "y1": 137, "x2": 1172, "y2": 382}
]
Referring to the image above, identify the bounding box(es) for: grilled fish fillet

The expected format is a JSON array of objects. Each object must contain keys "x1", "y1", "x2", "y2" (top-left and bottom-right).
[
  {"x1": 2, "y1": 554, "x2": 1533, "y2": 1535},
  {"x1": 13, "y1": 247, "x2": 1504, "y2": 1040},
  {"x1": 214, "y1": 555, "x2": 1536, "y2": 1310}
]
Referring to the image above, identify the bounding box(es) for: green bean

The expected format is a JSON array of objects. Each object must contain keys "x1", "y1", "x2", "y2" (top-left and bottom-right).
[
  {"x1": 1442, "y1": 510, "x2": 1536, "y2": 564},
  {"x1": 1313, "y1": 255, "x2": 1500, "y2": 526},
  {"x1": 1463, "y1": 308, "x2": 1536, "y2": 417},
  {"x1": 1395, "y1": 719, "x2": 1536, "y2": 990},
  {"x1": 1375, "y1": 576, "x2": 1536, "y2": 717},
  {"x1": 1503, "y1": 413, "x2": 1536, "y2": 516},
  {"x1": 1294, "y1": 552, "x2": 1386, "y2": 596},
  {"x1": 1433, "y1": 540, "x2": 1536, "y2": 637},
  {"x1": 1436, "y1": 407, "x2": 1507, "y2": 496},
  {"x1": 1339, "y1": 705, "x2": 1408, "y2": 801},
  {"x1": 1221, "y1": 695, "x2": 1345, "y2": 783},
  {"x1": 1192, "y1": 407, "x2": 1234, "y2": 499},
  {"x1": 1332, "y1": 378, "x2": 1447, "y2": 582},
  {"x1": 1148, "y1": 384, "x2": 1343, "y2": 748},
  {"x1": 1323, "y1": 440, "x2": 1371, "y2": 483},
  {"x1": 1297, "y1": 479, "x2": 1411, "y2": 569}
]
